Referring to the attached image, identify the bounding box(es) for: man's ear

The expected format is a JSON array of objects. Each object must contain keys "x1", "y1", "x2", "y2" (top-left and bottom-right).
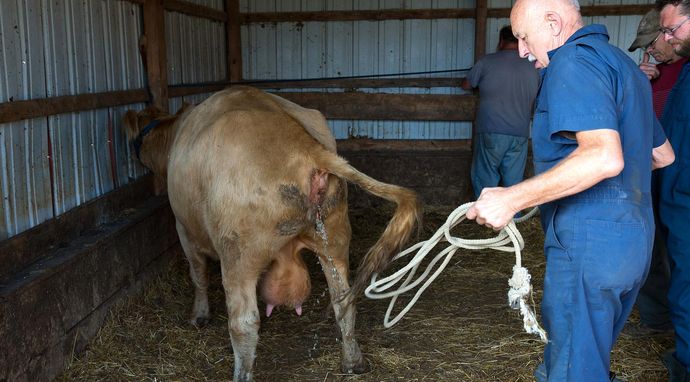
[{"x1": 545, "y1": 11, "x2": 563, "y2": 36}]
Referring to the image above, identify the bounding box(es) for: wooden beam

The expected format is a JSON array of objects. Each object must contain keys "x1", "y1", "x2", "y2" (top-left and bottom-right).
[
  {"x1": 276, "y1": 92, "x2": 477, "y2": 121},
  {"x1": 241, "y1": 4, "x2": 653, "y2": 24},
  {"x1": 580, "y1": 4, "x2": 654, "y2": 16},
  {"x1": 474, "y1": 0, "x2": 488, "y2": 61},
  {"x1": 242, "y1": 8, "x2": 475, "y2": 23},
  {"x1": 0, "y1": 90, "x2": 148, "y2": 124},
  {"x1": 226, "y1": 0, "x2": 242, "y2": 82},
  {"x1": 143, "y1": 0, "x2": 169, "y2": 112},
  {"x1": 169, "y1": 83, "x2": 228, "y2": 98},
  {"x1": 0, "y1": 194, "x2": 179, "y2": 382},
  {"x1": 247, "y1": 77, "x2": 465, "y2": 89},
  {"x1": 164, "y1": 0, "x2": 227, "y2": 22},
  {"x1": 167, "y1": 77, "x2": 468, "y2": 98}
]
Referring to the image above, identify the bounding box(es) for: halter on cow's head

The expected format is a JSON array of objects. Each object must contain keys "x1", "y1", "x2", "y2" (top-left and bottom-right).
[{"x1": 122, "y1": 103, "x2": 193, "y2": 195}]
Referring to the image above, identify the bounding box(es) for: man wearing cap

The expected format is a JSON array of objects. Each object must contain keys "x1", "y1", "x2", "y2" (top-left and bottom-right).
[
  {"x1": 624, "y1": 9, "x2": 688, "y2": 339},
  {"x1": 655, "y1": 1, "x2": 690, "y2": 381},
  {"x1": 630, "y1": 9, "x2": 688, "y2": 117}
]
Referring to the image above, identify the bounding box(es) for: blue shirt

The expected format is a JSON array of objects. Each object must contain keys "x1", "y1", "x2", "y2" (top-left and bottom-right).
[
  {"x1": 467, "y1": 49, "x2": 540, "y2": 137},
  {"x1": 532, "y1": 24, "x2": 666, "y2": 205},
  {"x1": 658, "y1": 60, "x2": 690, "y2": 215}
]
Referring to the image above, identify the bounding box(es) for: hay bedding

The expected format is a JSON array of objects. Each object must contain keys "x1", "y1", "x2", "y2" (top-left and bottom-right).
[{"x1": 58, "y1": 206, "x2": 673, "y2": 381}]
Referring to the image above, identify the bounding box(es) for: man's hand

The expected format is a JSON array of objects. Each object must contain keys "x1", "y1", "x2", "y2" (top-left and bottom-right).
[
  {"x1": 639, "y1": 53, "x2": 660, "y2": 80},
  {"x1": 466, "y1": 187, "x2": 519, "y2": 230}
]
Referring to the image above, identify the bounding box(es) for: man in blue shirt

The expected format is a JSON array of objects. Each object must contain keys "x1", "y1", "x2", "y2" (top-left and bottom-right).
[
  {"x1": 462, "y1": 26, "x2": 540, "y2": 199},
  {"x1": 466, "y1": 0, "x2": 675, "y2": 381},
  {"x1": 656, "y1": 1, "x2": 690, "y2": 380}
]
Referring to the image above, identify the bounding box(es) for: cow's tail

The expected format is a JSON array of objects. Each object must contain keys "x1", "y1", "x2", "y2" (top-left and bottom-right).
[{"x1": 317, "y1": 150, "x2": 422, "y2": 302}]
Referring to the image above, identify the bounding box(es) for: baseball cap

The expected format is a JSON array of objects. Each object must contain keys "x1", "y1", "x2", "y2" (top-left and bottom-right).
[{"x1": 629, "y1": 9, "x2": 662, "y2": 52}]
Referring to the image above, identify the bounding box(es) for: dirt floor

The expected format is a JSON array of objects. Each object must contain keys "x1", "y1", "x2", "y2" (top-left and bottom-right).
[{"x1": 58, "y1": 205, "x2": 674, "y2": 381}]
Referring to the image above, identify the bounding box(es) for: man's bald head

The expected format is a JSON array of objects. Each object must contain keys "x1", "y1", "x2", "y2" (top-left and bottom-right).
[{"x1": 511, "y1": 0, "x2": 584, "y2": 68}]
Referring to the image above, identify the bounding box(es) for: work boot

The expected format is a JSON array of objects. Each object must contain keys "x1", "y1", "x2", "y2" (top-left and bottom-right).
[
  {"x1": 662, "y1": 351, "x2": 689, "y2": 382},
  {"x1": 621, "y1": 321, "x2": 674, "y2": 338}
]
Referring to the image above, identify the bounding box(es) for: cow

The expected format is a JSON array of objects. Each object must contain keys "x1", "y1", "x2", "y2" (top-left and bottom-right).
[{"x1": 123, "y1": 86, "x2": 420, "y2": 381}]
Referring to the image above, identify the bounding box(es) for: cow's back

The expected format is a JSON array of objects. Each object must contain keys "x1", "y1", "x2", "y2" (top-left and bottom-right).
[{"x1": 167, "y1": 87, "x2": 334, "y2": 255}]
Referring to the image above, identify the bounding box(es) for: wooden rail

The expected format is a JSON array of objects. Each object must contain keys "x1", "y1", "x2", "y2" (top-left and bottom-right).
[
  {"x1": 123, "y1": 1, "x2": 653, "y2": 23},
  {"x1": 242, "y1": 4, "x2": 652, "y2": 23},
  {"x1": 245, "y1": 77, "x2": 464, "y2": 89},
  {"x1": 278, "y1": 92, "x2": 476, "y2": 121},
  {"x1": 0, "y1": 90, "x2": 148, "y2": 124}
]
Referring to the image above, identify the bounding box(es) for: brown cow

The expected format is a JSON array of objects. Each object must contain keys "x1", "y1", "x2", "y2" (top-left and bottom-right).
[{"x1": 123, "y1": 86, "x2": 420, "y2": 381}]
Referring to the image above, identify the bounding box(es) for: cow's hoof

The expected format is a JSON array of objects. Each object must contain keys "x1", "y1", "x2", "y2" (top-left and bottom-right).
[
  {"x1": 191, "y1": 316, "x2": 210, "y2": 327},
  {"x1": 341, "y1": 356, "x2": 368, "y2": 374}
]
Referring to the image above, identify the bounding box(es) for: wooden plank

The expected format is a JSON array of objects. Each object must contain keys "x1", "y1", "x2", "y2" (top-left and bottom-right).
[
  {"x1": 487, "y1": 4, "x2": 654, "y2": 18},
  {"x1": 580, "y1": 4, "x2": 654, "y2": 16},
  {"x1": 143, "y1": 0, "x2": 169, "y2": 112},
  {"x1": 168, "y1": 83, "x2": 228, "y2": 97},
  {"x1": 167, "y1": 77, "x2": 467, "y2": 97},
  {"x1": 247, "y1": 77, "x2": 464, "y2": 89},
  {"x1": 0, "y1": 90, "x2": 148, "y2": 124},
  {"x1": 276, "y1": 92, "x2": 477, "y2": 121},
  {"x1": 340, "y1": 145, "x2": 473, "y2": 207},
  {"x1": 475, "y1": 0, "x2": 488, "y2": 61},
  {"x1": 164, "y1": 0, "x2": 227, "y2": 22},
  {"x1": 0, "y1": 197, "x2": 179, "y2": 382},
  {"x1": 242, "y1": 4, "x2": 653, "y2": 24},
  {"x1": 242, "y1": 8, "x2": 475, "y2": 23},
  {"x1": 226, "y1": 0, "x2": 242, "y2": 82},
  {"x1": 0, "y1": 79, "x2": 470, "y2": 124},
  {"x1": 0, "y1": 175, "x2": 155, "y2": 283}
]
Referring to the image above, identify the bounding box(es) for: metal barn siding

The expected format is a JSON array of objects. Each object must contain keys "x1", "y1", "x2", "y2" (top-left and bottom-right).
[
  {"x1": 240, "y1": 0, "x2": 476, "y2": 140},
  {"x1": 0, "y1": 0, "x2": 52, "y2": 240},
  {"x1": 0, "y1": 0, "x2": 146, "y2": 240},
  {"x1": 166, "y1": 10, "x2": 227, "y2": 111}
]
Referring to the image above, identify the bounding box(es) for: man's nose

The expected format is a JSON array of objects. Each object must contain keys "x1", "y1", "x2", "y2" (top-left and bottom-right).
[{"x1": 518, "y1": 40, "x2": 530, "y2": 58}]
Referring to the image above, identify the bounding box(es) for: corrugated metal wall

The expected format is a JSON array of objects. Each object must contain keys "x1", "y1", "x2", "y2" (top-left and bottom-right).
[
  {"x1": 0, "y1": 0, "x2": 146, "y2": 240},
  {"x1": 166, "y1": 3, "x2": 227, "y2": 112},
  {"x1": 241, "y1": 0, "x2": 477, "y2": 139}
]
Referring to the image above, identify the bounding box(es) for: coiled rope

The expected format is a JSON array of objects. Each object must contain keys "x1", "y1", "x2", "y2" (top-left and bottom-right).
[{"x1": 364, "y1": 203, "x2": 548, "y2": 343}]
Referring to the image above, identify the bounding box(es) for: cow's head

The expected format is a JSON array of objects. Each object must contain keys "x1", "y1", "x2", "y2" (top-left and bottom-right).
[{"x1": 123, "y1": 103, "x2": 192, "y2": 195}]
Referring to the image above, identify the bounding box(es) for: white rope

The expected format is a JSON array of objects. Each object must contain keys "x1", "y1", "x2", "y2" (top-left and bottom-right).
[{"x1": 364, "y1": 203, "x2": 548, "y2": 343}]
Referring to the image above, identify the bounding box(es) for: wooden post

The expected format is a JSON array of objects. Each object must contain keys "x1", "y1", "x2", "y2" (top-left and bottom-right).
[
  {"x1": 474, "y1": 0, "x2": 488, "y2": 61},
  {"x1": 143, "y1": 0, "x2": 169, "y2": 112},
  {"x1": 226, "y1": 0, "x2": 242, "y2": 82}
]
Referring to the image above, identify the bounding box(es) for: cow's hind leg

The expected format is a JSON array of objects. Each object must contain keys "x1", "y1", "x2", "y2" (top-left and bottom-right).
[
  {"x1": 219, "y1": 251, "x2": 262, "y2": 382},
  {"x1": 176, "y1": 221, "x2": 210, "y2": 326},
  {"x1": 318, "y1": 208, "x2": 365, "y2": 374}
]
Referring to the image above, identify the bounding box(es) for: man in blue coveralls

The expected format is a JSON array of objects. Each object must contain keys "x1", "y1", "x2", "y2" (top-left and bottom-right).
[
  {"x1": 656, "y1": 1, "x2": 690, "y2": 380},
  {"x1": 466, "y1": 0, "x2": 676, "y2": 381}
]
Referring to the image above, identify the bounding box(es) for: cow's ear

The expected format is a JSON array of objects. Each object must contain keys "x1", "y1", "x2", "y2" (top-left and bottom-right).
[{"x1": 122, "y1": 110, "x2": 140, "y2": 140}]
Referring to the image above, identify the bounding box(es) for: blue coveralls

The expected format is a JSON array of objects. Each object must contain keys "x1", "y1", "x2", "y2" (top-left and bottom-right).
[
  {"x1": 532, "y1": 25, "x2": 666, "y2": 382},
  {"x1": 657, "y1": 59, "x2": 690, "y2": 373}
]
